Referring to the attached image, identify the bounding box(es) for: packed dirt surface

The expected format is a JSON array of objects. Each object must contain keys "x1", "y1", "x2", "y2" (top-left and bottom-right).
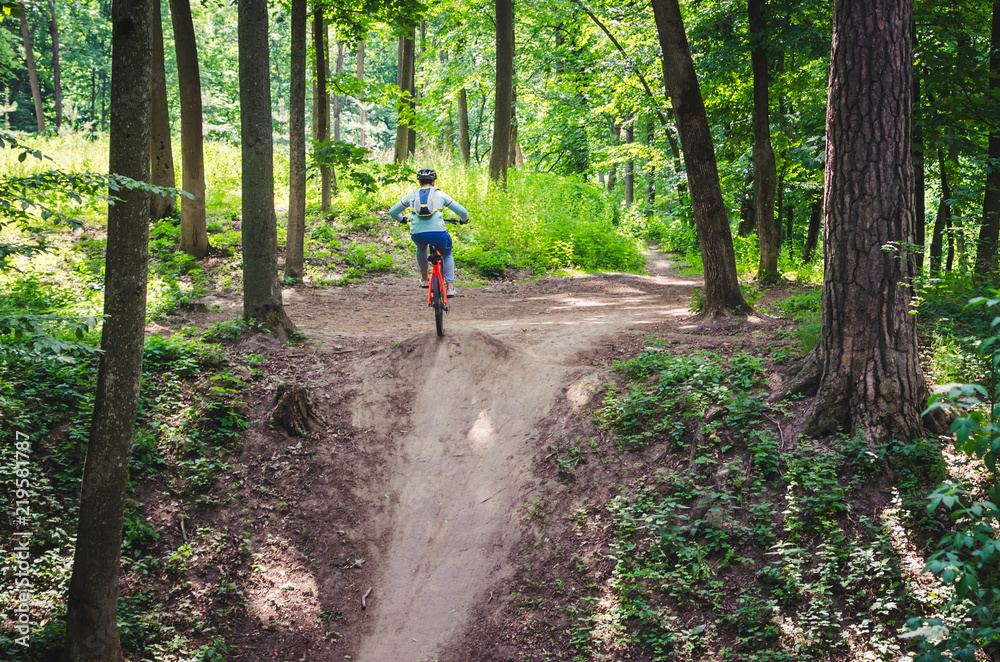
[
  {"x1": 286, "y1": 250, "x2": 704, "y2": 661},
  {"x1": 190, "y1": 251, "x2": 790, "y2": 661}
]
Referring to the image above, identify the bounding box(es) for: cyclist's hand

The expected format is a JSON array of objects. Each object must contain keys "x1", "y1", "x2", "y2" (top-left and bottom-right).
[{"x1": 459, "y1": 218, "x2": 470, "y2": 225}]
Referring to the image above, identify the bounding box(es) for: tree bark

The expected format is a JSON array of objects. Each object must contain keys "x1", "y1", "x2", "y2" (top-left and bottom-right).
[
  {"x1": 169, "y1": 0, "x2": 208, "y2": 258},
  {"x1": 797, "y1": 0, "x2": 929, "y2": 441},
  {"x1": 240, "y1": 0, "x2": 293, "y2": 332},
  {"x1": 488, "y1": 0, "x2": 514, "y2": 183},
  {"x1": 749, "y1": 0, "x2": 779, "y2": 283},
  {"x1": 458, "y1": 87, "x2": 470, "y2": 164},
  {"x1": 19, "y1": 5, "x2": 45, "y2": 133},
  {"x1": 62, "y1": 0, "x2": 151, "y2": 657},
  {"x1": 47, "y1": 0, "x2": 62, "y2": 129},
  {"x1": 394, "y1": 29, "x2": 415, "y2": 163},
  {"x1": 313, "y1": 7, "x2": 330, "y2": 210},
  {"x1": 285, "y1": 0, "x2": 306, "y2": 281},
  {"x1": 356, "y1": 40, "x2": 367, "y2": 148},
  {"x1": 977, "y1": 0, "x2": 1000, "y2": 281},
  {"x1": 150, "y1": 0, "x2": 175, "y2": 220},
  {"x1": 651, "y1": 0, "x2": 749, "y2": 314}
]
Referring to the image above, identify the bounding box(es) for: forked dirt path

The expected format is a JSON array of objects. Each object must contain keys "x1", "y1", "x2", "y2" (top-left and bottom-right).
[{"x1": 281, "y1": 251, "x2": 701, "y2": 661}]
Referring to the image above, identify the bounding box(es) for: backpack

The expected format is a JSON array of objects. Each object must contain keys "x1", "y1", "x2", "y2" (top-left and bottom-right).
[{"x1": 413, "y1": 186, "x2": 440, "y2": 217}]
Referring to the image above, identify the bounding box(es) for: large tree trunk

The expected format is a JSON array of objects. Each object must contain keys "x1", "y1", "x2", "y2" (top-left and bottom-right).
[
  {"x1": 150, "y1": 0, "x2": 175, "y2": 220},
  {"x1": 62, "y1": 0, "x2": 151, "y2": 657},
  {"x1": 796, "y1": 0, "x2": 929, "y2": 441},
  {"x1": 651, "y1": 0, "x2": 749, "y2": 314},
  {"x1": 977, "y1": 0, "x2": 1000, "y2": 281},
  {"x1": 749, "y1": 0, "x2": 779, "y2": 283},
  {"x1": 458, "y1": 87, "x2": 470, "y2": 164},
  {"x1": 357, "y1": 40, "x2": 367, "y2": 148},
  {"x1": 802, "y1": 191, "x2": 821, "y2": 263},
  {"x1": 18, "y1": 5, "x2": 45, "y2": 133},
  {"x1": 394, "y1": 29, "x2": 415, "y2": 163},
  {"x1": 313, "y1": 8, "x2": 330, "y2": 210},
  {"x1": 488, "y1": 0, "x2": 514, "y2": 183},
  {"x1": 47, "y1": 0, "x2": 62, "y2": 129},
  {"x1": 170, "y1": 0, "x2": 208, "y2": 258},
  {"x1": 285, "y1": 0, "x2": 306, "y2": 281},
  {"x1": 240, "y1": 0, "x2": 293, "y2": 332}
]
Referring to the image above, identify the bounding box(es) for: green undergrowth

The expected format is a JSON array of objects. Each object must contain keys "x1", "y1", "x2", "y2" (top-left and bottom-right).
[
  {"x1": 0, "y1": 223, "x2": 256, "y2": 658},
  {"x1": 518, "y1": 338, "x2": 958, "y2": 661}
]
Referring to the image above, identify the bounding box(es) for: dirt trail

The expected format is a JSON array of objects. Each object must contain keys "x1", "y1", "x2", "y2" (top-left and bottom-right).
[{"x1": 281, "y1": 250, "x2": 700, "y2": 661}]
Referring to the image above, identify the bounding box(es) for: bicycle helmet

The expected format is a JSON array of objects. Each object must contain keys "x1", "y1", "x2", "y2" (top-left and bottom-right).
[{"x1": 416, "y1": 167, "x2": 437, "y2": 183}]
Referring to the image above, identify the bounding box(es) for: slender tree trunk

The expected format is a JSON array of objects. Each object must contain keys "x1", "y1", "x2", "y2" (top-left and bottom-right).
[
  {"x1": 356, "y1": 40, "x2": 367, "y2": 148},
  {"x1": 796, "y1": 0, "x2": 929, "y2": 441},
  {"x1": 458, "y1": 87, "x2": 470, "y2": 164},
  {"x1": 930, "y1": 148, "x2": 949, "y2": 277},
  {"x1": 333, "y1": 40, "x2": 343, "y2": 142},
  {"x1": 409, "y1": 21, "x2": 422, "y2": 156},
  {"x1": 47, "y1": 0, "x2": 62, "y2": 129},
  {"x1": 651, "y1": 0, "x2": 749, "y2": 314},
  {"x1": 624, "y1": 118, "x2": 634, "y2": 204},
  {"x1": 441, "y1": 51, "x2": 454, "y2": 155},
  {"x1": 150, "y1": 0, "x2": 175, "y2": 220},
  {"x1": 19, "y1": 6, "x2": 45, "y2": 133},
  {"x1": 608, "y1": 123, "x2": 620, "y2": 191},
  {"x1": 90, "y1": 68, "x2": 96, "y2": 123},
  {"x1": 738, "y1": 171, "x2": 755, "y2": 236},
  {"x1": 62, "y1": 0, "x2": 151, "y2": 657},
  {"x1": 394, "y1": 29, "x2": 415, "y2": 163},
  {"x1": 101, "y1": 70, "x2": 108, "y2": 129},
  {"x1": 240, "y1": 0, "x2": 293, "y2": 332},
  {"x1": 285, "y1": 0, "x2": 306, "y2": 281},
  {"x1": 802, "y1": 191, "x2": 821, "y2": 263},
  {"x1": 785, "y1": 200, "x2": 794, "y2": 258},
  {"x1": 775, "y1": 174, "x2": 785, "y2": 248},
  {"x1": 645, "y1": 118, "x2": 656, "y2": 216},
  {"x1": 488, "y1": 0, "x2": 514, "y2": 183},
  {"x1": 313, "y1": 8, "x2": 330, "y2": 210},
  {"x1": 170, "y1": 0, "x2": 208, "y2": 258},
  {"x1": 913, "y1": 54, "x2": 925, "y2": 274},
  {"x1": 749, "y1": 0, "x2": 779, "y2": 283}
]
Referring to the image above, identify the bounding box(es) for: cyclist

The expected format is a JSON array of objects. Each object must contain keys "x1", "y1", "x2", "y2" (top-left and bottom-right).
[{"x1": 389, "y1": 167, "x2": 469, "y2": 297}]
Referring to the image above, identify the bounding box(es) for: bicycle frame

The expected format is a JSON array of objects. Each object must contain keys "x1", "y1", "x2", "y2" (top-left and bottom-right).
[{"x1": 427, "y1": 246, "x2": 449, "y2": 309}]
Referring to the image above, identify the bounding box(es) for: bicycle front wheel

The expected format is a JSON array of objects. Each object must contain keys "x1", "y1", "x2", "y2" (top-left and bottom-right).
[{"x1": 431, "y1": 275, "x2": 444, "y2": 337}]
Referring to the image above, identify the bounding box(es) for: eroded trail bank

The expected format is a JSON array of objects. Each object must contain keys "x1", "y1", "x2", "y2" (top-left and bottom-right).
[{"x1": 352, "y1": 330, "x2": 581, "y2": 661}]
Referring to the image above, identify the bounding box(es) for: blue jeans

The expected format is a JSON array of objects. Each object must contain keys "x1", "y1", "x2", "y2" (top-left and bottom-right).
[{"x1": 412, "y1": 231, "x2": 455, "y2": 283}]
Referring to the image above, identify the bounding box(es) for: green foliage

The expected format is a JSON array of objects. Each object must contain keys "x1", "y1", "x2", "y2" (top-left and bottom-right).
[
  {"x1": 908, "y1": 292, "x2": 1000, "y2": 661},
  {"x1": 598, "y1": 347, "x2": 765, "y2": 450},
  {"x1": 777, "y1": 289, "x2": 822, "y2": 351}
]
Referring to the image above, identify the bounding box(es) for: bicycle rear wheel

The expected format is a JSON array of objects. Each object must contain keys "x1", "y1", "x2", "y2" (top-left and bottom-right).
[{"x1": 431, "y1": 275, "x2": 444, "y2": 337}]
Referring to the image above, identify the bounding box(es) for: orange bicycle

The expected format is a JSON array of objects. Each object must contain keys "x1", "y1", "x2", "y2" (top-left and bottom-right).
[
  {"x1": 427, "y1": 243, "x2": 448, "y2": 337},
  {"x1": 426, "y1": 219, "x2": 467, "y2": 337}
]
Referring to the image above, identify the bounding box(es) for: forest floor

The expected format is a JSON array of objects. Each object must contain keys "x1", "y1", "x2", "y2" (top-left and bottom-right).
[{"x1": 153, "y1": 247, "x2": 811, "y2": 662}]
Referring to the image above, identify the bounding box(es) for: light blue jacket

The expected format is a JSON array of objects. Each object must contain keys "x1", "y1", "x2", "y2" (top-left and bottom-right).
[{"x1": 389, "y1": 186, "x2": 469, "y2": 234}]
